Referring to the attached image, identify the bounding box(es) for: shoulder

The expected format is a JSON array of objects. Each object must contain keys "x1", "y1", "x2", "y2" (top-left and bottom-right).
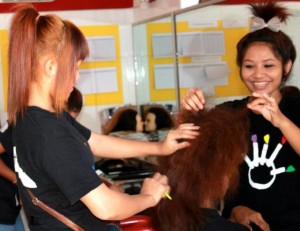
[
  {"x1": 217, "y1": 97, "x2": 249, "y2": 109},
  {"x1": 281, "y1": 95, "x2": 300, "y2": 106},
  {"x1": 17, "y1": 107, "x2": 75, "y2": 142},
  {"x1": 280, "y1": 95, "x2": 300, "y2": 114}
]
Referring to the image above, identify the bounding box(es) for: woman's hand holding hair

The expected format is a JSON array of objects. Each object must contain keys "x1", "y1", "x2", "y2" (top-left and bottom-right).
[
  {"x1": 139, "y1": 172, "x2": 170, "y2": 206},
  {"x1": 181, "y1": 88, "x2": 206, "y2": 111},
  {"x1": 230, "y1": 205, "x2": 270, "y2": 231},
  {"x1": 247, "y1": 92, "x2": 285, "y2": 128},
  {"x1": 159, "y1": 123, "x2": 199, "y2": 155}
]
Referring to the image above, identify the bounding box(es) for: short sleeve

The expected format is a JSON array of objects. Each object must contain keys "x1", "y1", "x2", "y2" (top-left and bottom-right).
[
  {"x1": 41, "y1": 135, "x2": 102, "y2": 205},
  {"x1": 63, "y1": 111, "x2": 91, "y2": 140}
]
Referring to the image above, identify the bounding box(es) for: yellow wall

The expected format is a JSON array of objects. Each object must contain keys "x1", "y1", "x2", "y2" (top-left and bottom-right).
[{"x1": 0, "y1": 24, "x2": 123, "y2": 112}]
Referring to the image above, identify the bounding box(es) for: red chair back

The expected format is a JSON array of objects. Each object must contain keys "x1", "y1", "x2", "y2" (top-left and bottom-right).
[{"x1": 120, "y1": 215, "x2": 154, "y2": 231}]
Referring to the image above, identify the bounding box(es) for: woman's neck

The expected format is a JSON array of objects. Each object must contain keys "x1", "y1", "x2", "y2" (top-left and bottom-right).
[{"x1": 28, "y1": 82, "x2": 54, "y2": 112}]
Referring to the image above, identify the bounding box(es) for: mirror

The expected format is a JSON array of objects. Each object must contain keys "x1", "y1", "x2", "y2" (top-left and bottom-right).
[
  {"x1": 133, "y1": 15, "x2": 177, "y2": 115},
  {"x1": 175, "y1": 4, "x2": 233, "y2": 106},
  {"x1": 132, "y1": 0, "x2": 227, "y2": 118}
]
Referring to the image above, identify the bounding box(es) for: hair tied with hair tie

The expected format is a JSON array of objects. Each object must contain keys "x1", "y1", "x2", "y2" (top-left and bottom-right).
[{"x1": 250, "y1": 16, "x2": 281, "y2": 32}]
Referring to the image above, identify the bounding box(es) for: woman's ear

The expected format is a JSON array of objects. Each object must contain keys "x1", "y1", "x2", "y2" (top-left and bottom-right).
[
  {"x1": 45, "y1": 58, "x2": 58, "y2": 77},
  {"x1": 284, "y1": 60, "x2": 292, "y2": 76}
]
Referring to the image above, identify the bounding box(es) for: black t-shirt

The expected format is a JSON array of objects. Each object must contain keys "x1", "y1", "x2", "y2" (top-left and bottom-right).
[
  {"x1": 200, "y1": 208, "x2": 248, "y2": 231},
  {"x1": 0, "y1": 124, "x2": 21, "y2": 224},
  {"x1": 222, "y1": 95, "x2": 300, "y2": 231},
  {"x1": 14, "y1": 106, "x2": 106, "y2": 230}
]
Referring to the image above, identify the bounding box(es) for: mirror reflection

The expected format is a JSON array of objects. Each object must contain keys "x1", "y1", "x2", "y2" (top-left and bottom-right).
[{"x1": 133, "y1": 16, "x2": 178, "y2": 115}]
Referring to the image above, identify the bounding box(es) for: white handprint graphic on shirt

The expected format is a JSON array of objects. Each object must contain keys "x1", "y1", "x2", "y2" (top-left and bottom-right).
[
  {"x1": 245, "y1": 134, "x2": 295, "y2": 190},
  {"x1": 13, "y1": 146, "x2": 37, "y2": 188}
]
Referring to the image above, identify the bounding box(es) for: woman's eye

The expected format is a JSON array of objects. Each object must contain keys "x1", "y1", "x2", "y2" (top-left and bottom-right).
[
  {"x1": 244, "y1": 64, "x2": 253, "y2": 69},
  {"x1": 264, "y1": 64, "x2": 274, "y2": 68}
]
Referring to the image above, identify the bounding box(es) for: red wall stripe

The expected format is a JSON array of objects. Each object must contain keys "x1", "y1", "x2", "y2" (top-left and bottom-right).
[
  {"x1": 0, "y1": 0, "x2": 134, "y2": 13},
  {"x1": 0, "y1": 0, "x2": 298, "y2": 13}
]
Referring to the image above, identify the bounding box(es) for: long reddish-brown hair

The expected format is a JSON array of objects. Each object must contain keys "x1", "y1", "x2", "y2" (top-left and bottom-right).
[
  {"x1": 150, "y1": 105, "x2": 250, "y2": 231},
  {"x1": 8, "y1": 4, "x2": 89, "y2": 124}
]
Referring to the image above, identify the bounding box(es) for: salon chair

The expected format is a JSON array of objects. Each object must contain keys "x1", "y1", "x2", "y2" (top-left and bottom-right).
[{"x1": 120, "y1": 215, "x2": 154, "y2": 231}]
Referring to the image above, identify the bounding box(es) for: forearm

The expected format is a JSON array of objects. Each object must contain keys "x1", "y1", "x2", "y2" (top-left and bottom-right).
[
  {"x1": 89, "y1": 132, "x2": 163, "y2": 158},
  {"x1": 278, "y1": 117, "x2": 300, "y2": 155},
  {"x1": 0, "y1": 160, "x2": 17, "y2": 183},
  {"x1": 82, "y1": 184, "x2": 155, "y2": 220},
  {"x1": 103, "y1": 192, "x2": 154, "y2": 220}
]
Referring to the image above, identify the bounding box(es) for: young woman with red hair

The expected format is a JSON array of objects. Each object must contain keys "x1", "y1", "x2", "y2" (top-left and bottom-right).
[{"x1": 7, "y1": 4, "x2": 199, "y2": 230}]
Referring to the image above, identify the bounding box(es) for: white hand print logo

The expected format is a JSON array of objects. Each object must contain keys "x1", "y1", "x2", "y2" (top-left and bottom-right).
[
  {"x1": 245, "y1": 134, "x2": 295, "y2": 190},
  {"x1": 14, "y1": 146, "x2": 37, "y2": 188}
]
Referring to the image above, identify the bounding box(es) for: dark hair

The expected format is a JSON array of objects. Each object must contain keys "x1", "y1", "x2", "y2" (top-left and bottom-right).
[
  {"x1": 149, "y1": 106, "x2": 250, "y2": 231},
  {"x1": 8, "y1": 4, "x2": 89, "y2": 124},
  {"x1": 102, "y1": 107, "x2": 139, "y2": 134},
  {"x1": 236, "y1": 1, "x2": 296, "y2": 84},
  {"x1": 111, "y1": 109, "x2": 138, "y2": 132},
  {"x1": 280, "y1": 85, "x2": 300, "y2": 96},
  {"x1": 66, "y1": 87, "x2": 83, "y2": 114},
  {"x1": 144, "y1": 107, "x2": 174, "y2": 130}
]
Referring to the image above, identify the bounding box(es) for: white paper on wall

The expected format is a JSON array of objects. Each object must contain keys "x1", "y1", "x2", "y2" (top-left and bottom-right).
[
  {"x1": 154, "y1": 64, "x2": 175, "y2": 89},
  {"x1": 152, "y1": 33, "x2": 173, "y2": 58},
  {"x1": 222, "y1": 19, "x2": 249, "y2": 28},
  {"x1": 154, "y1": 62, "x2": 229, "y2": 92},
  {"x1": 177, "y1": 31, "x2": 225, "y2": 56},
  {"x1": 179, "y1": 64, "x2": 206, "y2": 88},
  {"x1": 152, "y1": 31, "x2": 225, "y2": 57},
  {"x1": 77, "y1": 68, "x2": 118, "y2": 94},
  {"x1": 205, "y1": 63, "x2": 230, "y2": 80},
  {"x1": 85, "y1": 36, "x2": 116, "y2": 61},
  {"x1": 189, "y1": 19, "x2": 218, "y2": 28}
]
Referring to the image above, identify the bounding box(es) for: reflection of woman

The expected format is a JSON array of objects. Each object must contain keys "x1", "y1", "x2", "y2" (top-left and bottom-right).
[
  {"x1": 103, "y1": 107, "x2": 143, "y2": 135},
  {"x1": 150, "y1": 105, "x2": 250, "y2": 231},
  {"x1": 144, "y1": 107, "x2": 175, "y2": 132},
  {"x1": 8, "y1": 4, "x2": 199, "y2": 231}
]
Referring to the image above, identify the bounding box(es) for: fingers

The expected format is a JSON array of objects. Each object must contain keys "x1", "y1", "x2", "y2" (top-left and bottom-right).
[
  {"x1": 152, "y1": 173, "x2": 171, "y2": 199},
  {"x1": 181, "y1": 88, "x2": 205, "y2": 111},
  {"x1": 161, "y1": 123, "x2": 200, "y2": 155},
  {"x1": 231, "y1": 206, "x2": 270, "y2": 231},
  {"x1": 163, "y1": 125, "x2": 200, "y2": 152},
  {"x1": 171, "y1": 124, "x2": 200, "y2": 139},
  {"x1": 141, "y1": 172, "x2": 171, "y2": 204},
  {"x1": 177, "y1": 123, "x2": 200, "y2": 131},
  {"x1": 248, "y1": 213, "x2": 270, "y2": 231},
  {"x1": 248, "y1": 92, "x2": 278, "y2": 115},
  {"x1": 152, "y1": 172, "x2": 168, "y2": 185}
]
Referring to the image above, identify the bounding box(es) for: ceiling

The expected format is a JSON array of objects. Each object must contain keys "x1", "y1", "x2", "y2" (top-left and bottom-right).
[{"x1": 0, "y1": 0, "x2": 297, "y2": 13}]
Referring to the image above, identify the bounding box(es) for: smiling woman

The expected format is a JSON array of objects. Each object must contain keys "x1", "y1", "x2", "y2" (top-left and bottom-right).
[{"x1": 181, "y1": 1, "x2": 300, "y2": 231}]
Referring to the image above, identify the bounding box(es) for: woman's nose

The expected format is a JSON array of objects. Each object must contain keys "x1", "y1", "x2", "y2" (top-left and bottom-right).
[{"x1": 254, "y1": 67, "x2": 265, "y2": 78}]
